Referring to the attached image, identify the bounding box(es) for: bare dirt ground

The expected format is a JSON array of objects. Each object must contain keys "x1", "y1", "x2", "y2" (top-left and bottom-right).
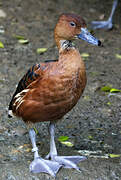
[{"x1": 0, "y1": 0, "x2": 121, "y2": 179}]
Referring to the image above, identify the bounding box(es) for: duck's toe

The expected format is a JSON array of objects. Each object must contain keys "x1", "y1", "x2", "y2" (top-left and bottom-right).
[
  {"x1": 52, "y1": 155, "x2": 86, "y2": 170},
  {"x1": 30, "y1": 157, "x2": 62, "y2": 176},
  {"x1": 91, "y1": 20, "x2": 113, "y2": 30}
]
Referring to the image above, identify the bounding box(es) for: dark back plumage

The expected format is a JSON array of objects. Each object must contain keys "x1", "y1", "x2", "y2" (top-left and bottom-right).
[{"x1": 8, "y1": 64, "x2": 41, "y2": 111}]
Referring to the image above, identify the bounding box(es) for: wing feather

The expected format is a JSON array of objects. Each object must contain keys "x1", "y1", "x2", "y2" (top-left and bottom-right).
[{"x1": 8, "y1": 63, "x2": 41, "y2": 111}]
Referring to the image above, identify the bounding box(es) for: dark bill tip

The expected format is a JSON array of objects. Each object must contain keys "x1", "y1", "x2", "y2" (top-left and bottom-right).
[
  {"x1": 8, "y1": 114, "x2": 12, "y2": 118},
  {"x1": 98, "y1": 40, "x2": 101, "y2": 46}
]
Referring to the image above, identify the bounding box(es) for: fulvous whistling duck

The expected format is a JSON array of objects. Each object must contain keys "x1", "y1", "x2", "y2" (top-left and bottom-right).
[
  {"x1": 8, "y1": 13, "x2": 101, "y2": 176},
  {"x1": 91, "y1": 0, "x2": 118, "y2": 30}
]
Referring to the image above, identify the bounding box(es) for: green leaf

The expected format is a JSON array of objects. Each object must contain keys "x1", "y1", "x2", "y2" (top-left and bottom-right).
[
  {"x1": 0, "y1": 41, "x2": 4, "y2": 48},
  {"x1": 36, "y1": 48, "x2": 47, "y2": 54},
  {"x1": 109, "y1": 154, "x2": 121, "y2": 158},
  {"x1": 33, "y1": 127, "x2": 38, "y2": 135},
  {"x1": 107, "y1": 102, "x2": 111, "y2": 105},
  {"x1": 90, "y1": 71, "x2": 99, "y2": 76},
  {"x1": 110, "y1": 88, "x2": 121, "y2": 93},
  {"x1": 18, "y1": 39, "x2": 29, "y2": 44},
  {"x1": 101, "y1": 86, "x2": 121, "y2": 93},
  {"x1": 83, "y1": 95, "x2": 90, "y2": 101},
  {"x1": 115, "y1": 54, "x2": 121, "y2": 59},
  {"x1": 13, "y1": 35, "x2": 25, "y2": 40},
  {"x1": 88, "y1": 135, "x2": 93, "y2": 140},
  {"x1": 58, "y1": 136, "x2": 69, "y2": 142},
  {"x1": 81, "y1": 53, "x2": 89, "y2": 58},
  {"x1": 101, "y1": 86, "x2": 112, "y2": 92},
  {"x1": 61, "y1": 141, "x2": 74, "y2": 147},
  {"x1": 13, "y1": 34, "x2": 29, "y2": 44}
]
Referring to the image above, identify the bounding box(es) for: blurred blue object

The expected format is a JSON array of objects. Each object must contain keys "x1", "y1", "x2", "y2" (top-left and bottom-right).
[{"x1": 91, "y1": 0, "x2": 118, "y2": 30}]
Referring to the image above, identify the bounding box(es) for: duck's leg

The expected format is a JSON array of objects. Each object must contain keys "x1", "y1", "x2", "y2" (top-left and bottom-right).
[
  {"x1": 46, "y1": 123, "x2": 86, "y2": 170},
  {"x1": 29, "y1": 128, "x2": 62, "y2": 176},
  {"x1": 91, "y1": 0, "x2": 118, "y2": 30}
]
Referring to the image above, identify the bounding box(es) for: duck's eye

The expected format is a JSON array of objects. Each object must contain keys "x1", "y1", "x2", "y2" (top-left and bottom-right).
[{"x1": 70, "y1": 22, "x2": 76, "y2": 27}]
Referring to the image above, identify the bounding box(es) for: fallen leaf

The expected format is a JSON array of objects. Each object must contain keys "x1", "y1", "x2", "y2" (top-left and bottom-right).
[
  {"x1": 115, "y1": 54, "x2": 121, "y2": 59},
  {"x1": 78, "y1": 150, "x2": 109, "y2": 158},
  {"x1": 101, "y1": 86, "x2": 112, "y2": 92},
  {"x1": 36, "y1": 48, "x2": 47, "y2": 54},
  {"x1": 23, "y1": 144, "x2": 30, "y2": 147},
  {"x1": 18, "y1": 39, "x2": 29, "y2": 44},
  {"x1": 90, "y1": 71, "x2": 99, "y2": 76},
  {"x1": 81, "y1": 53, "x2": 89, "y2": 58},
  {"x1": 83, "y1": 95, "x2": 90, "y2": 101},
  {"x1": 101, "y1": 86, "x2": 121, "y2": 94},
  {"x1": 78, "y1": 150, "x2": 102, "y2": 155},
  {"x1": 88, "y1": 135, "x2": 93, "y2": 140},
  {"x1": 61, "y1": 141, "x2": 74, "y2": 147},
  {"x1": 34, "y1": 127, "x2": 39, "y2": 134},
  {"x1": 11, "y1": 149, "x2": 21, "y2": 154},
  {"x1": 107, "y1": 102, "x2": 111, "y2": 105},
  {"x1": 0, "y1": 41, "x2": 4, "y2": 48},
  {"x1": 13, "y1": 34, "x2": 25, "y2": 40},
  {"x1": 25, "y1": 148, "x2": 31, "y2": 152},
  {"x1": 58, "y1": 136, "x2": 69, "y2": 142},
  {"x1": 96, "y1": 128, "x2": 104, "y2": 131},
  {"x1": 110, "y1": 88, "x2": 121, "y2": 93},
  {"x1": 109, "y1": 154, "x2": 121, "y2": 158},
  {"x1": 17, "y1": 145, "x2": 24, "y2": 150}
]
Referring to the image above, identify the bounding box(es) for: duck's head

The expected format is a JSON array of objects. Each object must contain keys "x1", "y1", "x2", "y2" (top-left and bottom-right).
[{"x1": 54, "y1": 13, "x2": 101, "y2": 49}]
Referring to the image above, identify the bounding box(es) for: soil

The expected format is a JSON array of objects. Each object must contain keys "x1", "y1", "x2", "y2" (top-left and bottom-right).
[{"x1": 0, "y1": 0, "x2": 121, "y2": 179}]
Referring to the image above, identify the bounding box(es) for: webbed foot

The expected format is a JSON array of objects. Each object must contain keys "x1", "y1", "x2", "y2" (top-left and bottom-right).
[
  {"x1": 30, "y1": 157, "x2": 62, "y2": 176},
  {"x1": 91, "y1": 20, "x2": 113, "y2": 30},
  {"x1": 46, "y1": 155, "x2": 86, "y2": 170},
  {"x1": 91, "y1": 0, "x2": 118, "y2": 30}
]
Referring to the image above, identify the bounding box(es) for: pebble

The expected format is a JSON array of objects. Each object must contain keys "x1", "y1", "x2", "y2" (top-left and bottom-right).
[
  {"x1": 0, "y1": 25, "x2": 4, "y2": 33},
  {"x1": 11, "y1": 127, "x2": 27, "y2": 137},
  {"x1": 0, "y1": 9, "x2": 6, "y2": 18}
]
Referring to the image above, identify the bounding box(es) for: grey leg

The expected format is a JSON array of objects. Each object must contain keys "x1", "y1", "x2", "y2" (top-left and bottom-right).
[
  {"x1": 46, "y1": 123, "x2": 57, "y2": 159},
  {"x1": 29, "y1": 128, "x2": 62, "y2": 176},
  {"x1": 91, "y1": 0, "x2": 118, "y2": 30},
  {"x1": 46, "y1": 123, "x2": 86, "y2": 170},
  {"x1": 29, "y1": 128, "x2": 39, "y2": 159}
]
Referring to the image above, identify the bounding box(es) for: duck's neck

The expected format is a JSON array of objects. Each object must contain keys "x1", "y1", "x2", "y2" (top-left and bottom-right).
[
  {"x1": 60, "y1": 40, "x2": 74, "y2": 49},
  {"x1": 56, "y1": 39, "x2": 75, "y2": 53}
]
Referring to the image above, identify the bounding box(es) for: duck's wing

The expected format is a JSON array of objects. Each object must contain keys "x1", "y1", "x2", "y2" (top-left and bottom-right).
[{"x1": 8, "y1": 63, "x2": 43, "y2": 114}]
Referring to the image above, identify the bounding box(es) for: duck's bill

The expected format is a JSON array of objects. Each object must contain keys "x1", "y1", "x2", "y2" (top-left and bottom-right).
[{"x1": 77, "y1": 28, "x2": 101, "y2": 46}]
